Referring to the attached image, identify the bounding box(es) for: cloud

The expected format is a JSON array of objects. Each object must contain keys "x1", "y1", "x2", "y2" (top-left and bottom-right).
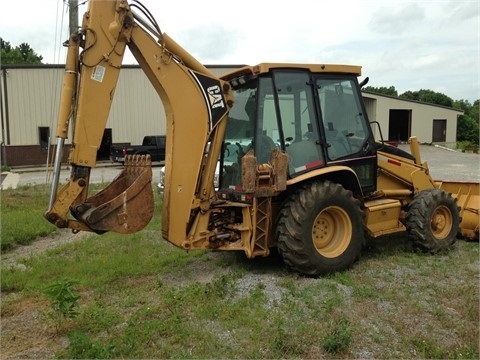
[
  {"x1": 446, "y1": 0, "x2": 479, "y2": 22},
  {"x1": 176, "y1": 24, "x2": 241, "y2": 63},
  {"x1": 411, "y1": 54, "x2": 439, "y2": 70},
  {"x1": 369, "y1": 3, "x2": 425, "y2": 35}
]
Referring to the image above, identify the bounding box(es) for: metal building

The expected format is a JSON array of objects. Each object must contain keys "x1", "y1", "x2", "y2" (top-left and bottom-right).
[
  {"x1": 0, "y1": 65, "x2": 463, "y2": 167},
  {"x1": 363, "y1": 92, "x2": 462, "y2": 147}
]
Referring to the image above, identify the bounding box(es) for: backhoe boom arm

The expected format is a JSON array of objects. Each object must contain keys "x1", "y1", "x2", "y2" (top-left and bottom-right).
[{"x1": 45, "y1": 0, "x2": 233, "y2": 241}]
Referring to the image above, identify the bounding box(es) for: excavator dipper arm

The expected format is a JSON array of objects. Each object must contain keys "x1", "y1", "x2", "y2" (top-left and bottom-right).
[{"x1": 45, "y1": 0, "x2": 233, "y2": 239}]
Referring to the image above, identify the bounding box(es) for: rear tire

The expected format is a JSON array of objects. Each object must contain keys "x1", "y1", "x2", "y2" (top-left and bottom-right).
[
  {"x1": 406, "y1": 188, "x2": 459, "y2": 253},
  {"x1": 276, "y1": 181, "x2": 364, "y2": 276}
]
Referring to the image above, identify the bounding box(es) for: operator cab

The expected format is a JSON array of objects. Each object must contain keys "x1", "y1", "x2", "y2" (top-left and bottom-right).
[{"x1": 219, "y1": 65, "x2": 377, "y2": 196}]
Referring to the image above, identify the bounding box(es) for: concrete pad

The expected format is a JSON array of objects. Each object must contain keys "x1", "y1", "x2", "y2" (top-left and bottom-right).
[{"x1": 1, "y1": 172, "x2": 19, "y2": 190}]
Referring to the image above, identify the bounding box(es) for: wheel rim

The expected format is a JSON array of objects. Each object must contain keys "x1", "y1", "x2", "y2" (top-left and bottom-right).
[
  {"x1": 430, "y1": 205, "x2": 453, "y2": 240},
  {"x1": 312, "y1": 206, "x2": 351, "y2": 258}
]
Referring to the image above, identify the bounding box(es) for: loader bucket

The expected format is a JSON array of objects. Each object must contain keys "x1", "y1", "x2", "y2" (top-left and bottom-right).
[
  {"x1": 71, "y1": 155, "x2": 154, "y2": 234},
  {"x1": 435, "y1": 180, "x2": 479, "y2": 241}
]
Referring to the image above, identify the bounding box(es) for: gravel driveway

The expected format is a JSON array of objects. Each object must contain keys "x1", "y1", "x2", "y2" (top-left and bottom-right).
[{"x1": 397, "y1": 144, "x2": 479, "y2": 182}]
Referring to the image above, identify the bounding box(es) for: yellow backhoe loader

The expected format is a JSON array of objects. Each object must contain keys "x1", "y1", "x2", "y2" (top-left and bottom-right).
[{"x1": 45, "y1": 0, "x2": 479, "y2": 276}]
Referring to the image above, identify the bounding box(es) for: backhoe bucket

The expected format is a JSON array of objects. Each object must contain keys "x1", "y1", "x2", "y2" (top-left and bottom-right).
[
  {"x1": 71, "y1": 155, "x2": 154, "y2": 234},
  {"x1": 435, "y1": 180, "x2": 479, "y2": 241}
]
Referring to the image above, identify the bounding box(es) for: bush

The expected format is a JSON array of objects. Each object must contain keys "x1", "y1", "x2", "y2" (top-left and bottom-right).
[{"x1": 457, "y1": 141, "x2": 479, "y2": 153}]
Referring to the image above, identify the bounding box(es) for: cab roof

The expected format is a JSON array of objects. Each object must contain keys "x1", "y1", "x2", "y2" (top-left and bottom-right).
[{"x1": 222, "y1": 63, "x2": 362, "y2": 82}]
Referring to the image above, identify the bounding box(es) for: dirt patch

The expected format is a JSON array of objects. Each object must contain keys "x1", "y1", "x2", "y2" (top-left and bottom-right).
[
  {"x1": 1, "y1": 230, "x2": 92, "y2": 359},
  {"x1": 1, "y1": 294, "x2": 70, "y2": 359}
]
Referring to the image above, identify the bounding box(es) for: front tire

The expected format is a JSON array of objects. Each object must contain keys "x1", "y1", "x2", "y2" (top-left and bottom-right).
[
  {"x1": 406, "y1": 188, "x2": 459, "y2": 253},
  {"x1": 276, "y1": 181, "x2": 364, "y2": 276}
]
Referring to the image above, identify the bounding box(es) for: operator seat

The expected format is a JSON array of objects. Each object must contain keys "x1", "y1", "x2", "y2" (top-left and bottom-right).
[{"x1": 325, "y1": 129, "x2": 351, "y2": 160}]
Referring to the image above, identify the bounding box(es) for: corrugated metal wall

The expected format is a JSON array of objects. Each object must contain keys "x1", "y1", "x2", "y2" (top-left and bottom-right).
[
  {"x1": 1, "y1": 66, "x2": 239, "y2": 147},
  {"x1": 1, "y1": 68, "x2": 64, "y2": 146},
  {"x1": 362, "y1": 97, "x2": 377, "y2": 137},
  {"x1": 106, "y1": 68, "x2": 165, "y2": 144}
]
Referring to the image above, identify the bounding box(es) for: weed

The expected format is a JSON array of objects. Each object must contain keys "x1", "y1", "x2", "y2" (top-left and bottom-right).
[
  {"x1": 205, "y1": 273, "x2": 237, "y2": 299},
  {"x1": 43, "y1": 278, "x2": 81, "y2": 319},
  {"x1": 322, "y1": 316, "x2": 353, "y2": 354},
  {"x1": 319, "y1": 282, "x2": 344, "y2": 312},
  {"x1": 277, "y1": 277, "x2": 298, "y2": 295},
  {"x1": 64, "y1": 330, "x2": 116, "y2": 359},
  {"x1": 353, "y1": 284, "x2": 375, "y2": 298}
]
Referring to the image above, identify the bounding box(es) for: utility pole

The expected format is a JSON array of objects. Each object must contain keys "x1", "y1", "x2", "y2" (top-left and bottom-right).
[{"x1": 68, "y1": 0, "x2": 79, "y2": 35}]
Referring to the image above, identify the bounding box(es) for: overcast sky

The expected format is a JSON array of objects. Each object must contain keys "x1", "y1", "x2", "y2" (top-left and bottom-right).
[{"x1": 1, "y1": 0, "x2": 478, "y2": 102}]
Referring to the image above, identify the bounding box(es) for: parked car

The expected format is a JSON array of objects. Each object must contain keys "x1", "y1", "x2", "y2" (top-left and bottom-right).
[{"x1": 110, "y1": 135, "x2": 166, "y2": 164}]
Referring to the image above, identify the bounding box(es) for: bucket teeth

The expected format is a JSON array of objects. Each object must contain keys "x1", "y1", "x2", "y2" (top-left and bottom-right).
[{"x1": 125, "y1": 154, "x2": 151, "y2": 167}]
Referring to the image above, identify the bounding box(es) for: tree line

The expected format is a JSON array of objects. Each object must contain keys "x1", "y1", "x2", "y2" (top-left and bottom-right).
[
  {"x1": 1, "y1": 38, "x2": 478, "y2": 147},
  {"x1": 0, "y1": 38, "x2": 43, "y2": 64}
]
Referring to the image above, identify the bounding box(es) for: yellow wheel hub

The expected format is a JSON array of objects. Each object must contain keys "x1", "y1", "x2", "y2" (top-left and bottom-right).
[
  {"x1": 430, "y1": 205, "x2": 453, "y2": 240},
  {"x1": 312, "y1": 206, "x2": 351, "y2": 258}
]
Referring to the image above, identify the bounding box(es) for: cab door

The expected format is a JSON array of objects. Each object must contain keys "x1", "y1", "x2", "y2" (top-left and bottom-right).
[
  {"x1": 314, "y1": 76, "x2": 377, "y2": 193},
  {"x1": 269, "y1": 70, "x2": 325, "y2": 175}
]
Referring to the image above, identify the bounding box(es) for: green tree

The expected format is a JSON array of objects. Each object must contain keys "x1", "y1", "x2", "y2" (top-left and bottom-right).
[
  {"x1": 363, "y1": 85, "x2": 398, "y2": 97},
  {"x1": 0, "y1": 38, "x2": 43, "y2": 64},
  {"x1": 454, "y1": 99, "x2": 479, "y2": 144},
  {"x1": 400, "y1": 89, "x2": 453, "y2": 108}
]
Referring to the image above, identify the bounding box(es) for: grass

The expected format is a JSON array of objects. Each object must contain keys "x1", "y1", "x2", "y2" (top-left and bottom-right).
[
  {"x1": 1, "y1": 184, "x2": 479, "y2": 359},
  {"x1": 1, "y1": 184, "x2": 56, "y2": 250},
  {"x1": 0, "y1": 182, "x2": 157, "y2": 251}
]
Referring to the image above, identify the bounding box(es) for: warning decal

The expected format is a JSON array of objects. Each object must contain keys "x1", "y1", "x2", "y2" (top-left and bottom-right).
[{"x1": 91, "y1": 65, "x2": 106, "y2": 83}]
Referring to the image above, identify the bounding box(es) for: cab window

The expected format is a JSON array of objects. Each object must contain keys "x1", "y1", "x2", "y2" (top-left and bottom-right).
[{"x1": 316, "y1": 78, "x2": 369, "y2": 161}]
